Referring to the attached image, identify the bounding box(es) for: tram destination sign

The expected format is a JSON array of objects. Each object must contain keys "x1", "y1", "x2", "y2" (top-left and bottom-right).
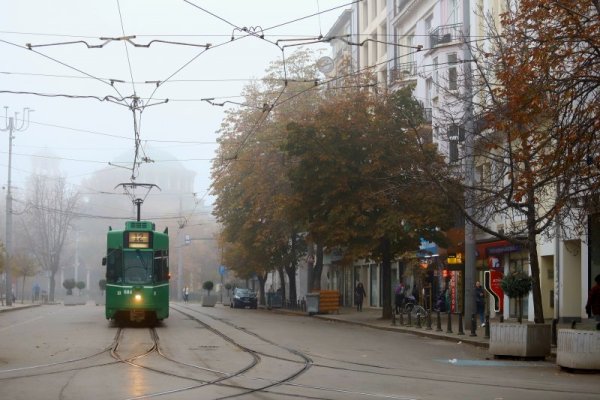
[{"x1": 127, "y1": 232, "x2": 151, "y2": 249}]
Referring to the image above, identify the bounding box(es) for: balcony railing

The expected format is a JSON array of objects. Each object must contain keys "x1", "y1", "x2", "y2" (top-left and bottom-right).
[
  {"x1": 430, "y1": 23, "x2": 463, "y2": 48},
  {"x1": 390, "y1": 61, "x2": 417, "y2": 84}
]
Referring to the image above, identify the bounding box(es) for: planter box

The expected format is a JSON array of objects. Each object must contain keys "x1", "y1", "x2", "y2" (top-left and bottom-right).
[
  {"x1": 489, "y1": 323, "x2": 551, "y2": 358},
  {"x1": 557, "y1": 329, "x2": 600, "y2": 370},
  {"x1": 201, "y1": 295, "x2": 217, "y2": 307},
  {"x1": 95, "y1": 294, "x2": 105, "y2": 306},
  {"x1": 64, "y1": 295, "x2": 87, "y2": 306}
]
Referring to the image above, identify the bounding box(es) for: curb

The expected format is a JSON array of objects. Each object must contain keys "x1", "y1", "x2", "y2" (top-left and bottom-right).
[
  {"x1": 0, "y1": 304, "x2": 41, "y2": 313},
  {"x1": 312, "y1": 313, "x2": 491, "y2": 349},
  {"x1": 268, "y1": 307, "x2": 490, "y2": 349}
]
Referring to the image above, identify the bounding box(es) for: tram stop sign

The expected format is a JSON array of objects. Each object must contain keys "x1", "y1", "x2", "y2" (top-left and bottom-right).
[{"x1": 218, "y1": 265, "x2": 226, "y2": 276}]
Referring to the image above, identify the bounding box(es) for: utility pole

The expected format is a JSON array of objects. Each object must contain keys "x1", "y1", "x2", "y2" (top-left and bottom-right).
[
  {"x1": 1, "y1": 106, "x2": 33, "y2": 306},
  {"x1": 462, "y1": 0, "x2": 477, "y2": 328}
]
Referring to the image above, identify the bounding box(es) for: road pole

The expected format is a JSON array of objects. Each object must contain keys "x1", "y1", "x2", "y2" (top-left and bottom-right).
[
  {"x1": 462, "y1": 0, "x2": 477, "y2": 326},
  {"x1": 1, "y1": 107, "x2": 33, "y2": 306}
]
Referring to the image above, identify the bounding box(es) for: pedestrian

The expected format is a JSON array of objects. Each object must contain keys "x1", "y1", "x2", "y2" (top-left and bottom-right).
[
  {"x1": 412, "y1": 284, "x2": 420, "y2": 304},
  {"x1": 183, "y1": 286, "x2": 189, "y2": 303},
  {"x1": 355, "y1": 282, "x2": 366, "y2": 312},
  {"x1": 33, "y1": 283, "x2": 40, "y2": 303},
  {"x1": 394, "y1": 280, "x2": 405, "y2": 314},
  {"x1": 475, "y1": 281, "x2": 485, "y2": 326},
  {"x1": 585, "y1": 274, "x2": 600, "y2": 329}
]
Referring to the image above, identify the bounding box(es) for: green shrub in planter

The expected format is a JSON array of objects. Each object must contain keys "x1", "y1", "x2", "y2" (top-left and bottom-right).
[
  {"x1": 203, "y1": 281, "x2": 214, "y2": 296},
  {"x1": 63, "y1": 278, "x2": 76, "y2": 295},
  {"x1": 500, "y1": 271, "x2": 532, "y2": 323}
]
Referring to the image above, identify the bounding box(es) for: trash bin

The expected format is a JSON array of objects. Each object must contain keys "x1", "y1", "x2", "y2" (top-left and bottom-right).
[
  {"x1": 306, "y1": 293, "x2": 320, "y2": 315},
  {"x1": 267, "y1": 292, "x2": 283, "y2": 309}
]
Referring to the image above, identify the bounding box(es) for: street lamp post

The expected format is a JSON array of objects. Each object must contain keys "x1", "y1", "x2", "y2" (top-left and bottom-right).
[{"x1": 1, "y1": 106, "x2": 33, "y2": 306}]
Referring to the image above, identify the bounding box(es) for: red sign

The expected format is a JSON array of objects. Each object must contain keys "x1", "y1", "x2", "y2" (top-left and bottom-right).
[{"x1": 484, "y1": 270, "x2": 504, "y2": 312}]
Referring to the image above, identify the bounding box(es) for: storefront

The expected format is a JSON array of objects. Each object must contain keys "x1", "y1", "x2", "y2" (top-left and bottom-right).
[{"x1": 476, "y1": 239, "x2": 529, "y2": 319}]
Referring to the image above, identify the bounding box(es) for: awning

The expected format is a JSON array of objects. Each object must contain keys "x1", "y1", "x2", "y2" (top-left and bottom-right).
[{"x1": 475, "y1": 240, "x2": 522, "y2": 259}]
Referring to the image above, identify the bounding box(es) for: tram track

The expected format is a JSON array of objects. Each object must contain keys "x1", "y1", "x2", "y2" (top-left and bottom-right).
[
  {"x1": 174, "y1": 305, "x2": 600, "y2": 399},
  {"x1": 112, "y1": 305, "x2": 315, "y2": 400}
]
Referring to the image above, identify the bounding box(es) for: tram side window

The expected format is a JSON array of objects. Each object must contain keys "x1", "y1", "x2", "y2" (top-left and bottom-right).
[
  {"x1": 154, "y1": 250, "x2": 168, "y2": 282},
  {"x1": 106, "y1": 249, "x2": 122, "y2": 283}
]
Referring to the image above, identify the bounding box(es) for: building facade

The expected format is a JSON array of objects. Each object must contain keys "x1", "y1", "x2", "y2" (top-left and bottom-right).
[{"x1": 320, "y1": 0, "x2": 597, "y2": 323}]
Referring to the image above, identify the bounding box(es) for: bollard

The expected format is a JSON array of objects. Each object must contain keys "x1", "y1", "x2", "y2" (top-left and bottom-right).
[
  {"x1": 446, "y1": 311, "x2": 453, "y2": 333},
  {"x1": 484, "y1": 315, "x2": 490, "y2": 339},
  {"x1": 399, "y1": 310, "x2": 404, "y2": 326},
  {"x1": 551, "y1": 318, "x2": 558, "y2": 346},
  {"x1": 391, "y1": 311, "x2": 396, "y2": 326},
  {"x1": 499, "y1": 315, "x2": 504, "y2": 323},
  {"x1": 426, "y1": 311, "x2": 432, "y2": 330},
  {"x1": 469, "y1": 313, "x2": 477, "y2": 337},
  {"x1": 416, "y1": 313, "x2": 422, "y2": 329},
  {"x1": 457, "y1": 313, "x2": 465, "y2": 335},
  {"x1": 436, "y1": 310, "x2": 443, "y2": 332},
  {"x1": 407, "y1": 311, "x2": 412, "y2": 327}
]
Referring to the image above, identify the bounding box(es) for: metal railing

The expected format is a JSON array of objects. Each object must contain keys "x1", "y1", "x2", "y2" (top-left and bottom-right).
[
  {"x1": 389, "y1": 61, "x2": 417, "y2": 84},
  {"x1": 430, "y1": 23, "x2": 463, "y2": 48}
]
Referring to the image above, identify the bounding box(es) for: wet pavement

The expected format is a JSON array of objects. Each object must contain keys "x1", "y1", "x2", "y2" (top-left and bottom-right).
[
  {"x1": 271, "y1": 306, "x2": 493, "y2": 349},
  {"x1": 4, "y1": 300, "x2": 595, "y2": 357}
]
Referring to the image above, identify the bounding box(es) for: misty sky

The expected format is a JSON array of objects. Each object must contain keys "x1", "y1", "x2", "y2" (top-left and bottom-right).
[{"x1": 0, "y1": 0, "x2": 351, "y2": 211}]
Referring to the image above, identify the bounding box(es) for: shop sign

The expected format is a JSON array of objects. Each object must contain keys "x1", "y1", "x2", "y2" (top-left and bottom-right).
[
  {"x1": 447, "y1": 252, "x2": 463, "y2": 264},
  {"x1": 484, "y1": 270, "x2": 504, "y2": 312}
]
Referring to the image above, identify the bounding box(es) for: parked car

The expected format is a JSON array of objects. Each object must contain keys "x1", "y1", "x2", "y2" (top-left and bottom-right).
[{"x1": 231, "y1": 288, "x2": 258, "y2": 309}]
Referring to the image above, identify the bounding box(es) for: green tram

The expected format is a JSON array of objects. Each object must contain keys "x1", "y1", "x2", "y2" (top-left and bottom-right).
[{"x1": 103, "y1": 220, "x2": 169, "y2": 324}]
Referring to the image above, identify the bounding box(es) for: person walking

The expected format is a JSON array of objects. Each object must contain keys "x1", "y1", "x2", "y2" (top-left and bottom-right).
[
  {"x1": 394, "y1": 280, "x2": 405, "y2": 314},
  {"x1": 585, "y1": 274, "x2": 600, "y2": 329},
  {"x1": 183, "y1": 286, "x2": 190, "y2": 303},
  {"x1": 475, "y1": 281, "x2": 485, "y2": 326},
  {"x1": 355, "y1": 282, "x2": 366, "y2": 312}
]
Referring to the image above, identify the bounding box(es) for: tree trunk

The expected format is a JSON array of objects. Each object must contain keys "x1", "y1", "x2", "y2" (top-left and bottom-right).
[
  {"x1": 21, "y1": 276, "x2": 26, "y2": 304},
  {"x1": 381, "y1": 237, "x2": 393, "y2": 319},
  {"x1": 312, "y1": 242, "x2": 324, "y2": 291},
  {"x1": 527, "y1": 202, "x2": 545, "y2": 323},
  {"x1": 49, "y1": 271, "x2": 56, "y2": 302},
  {"x1": 307, "y1": 241, "x2": 314, "y2": 293},
  {"x1": 257, "y1": 273, "x2": 267, "y2": 306},
  {"x1": 277, "y1": 265, "x2": 286, "y2": 301},
  {"x1": 285, "y1": 233, "x2": 298, "y2": 304}
]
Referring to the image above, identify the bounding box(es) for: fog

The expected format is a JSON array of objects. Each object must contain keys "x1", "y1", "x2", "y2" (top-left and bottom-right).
[{"x1": 0, "y1": 0, "x2": 349, "y2": 299}]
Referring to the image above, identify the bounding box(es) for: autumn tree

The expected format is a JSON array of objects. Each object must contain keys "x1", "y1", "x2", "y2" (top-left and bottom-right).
[
  {"x1": 23, "y1": 174, "x2": 80, "y2": 302},
  {"x1": 12, "y1": 252, "x2": 39, "y2": 303},
  {"x1": 212, "y1": 49, "x2": 323, "y2": 303},
  {"x1": 430, "y1": 0, "x2": 600, "y2": 323},
  {"x1": 284, "y1": 86, "x2": 453, "y2": 318}
]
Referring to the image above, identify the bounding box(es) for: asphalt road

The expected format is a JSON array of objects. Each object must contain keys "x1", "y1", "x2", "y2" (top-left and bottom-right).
[{"x1": 0, "y1": 303, "x2": 598, "y2": 400}]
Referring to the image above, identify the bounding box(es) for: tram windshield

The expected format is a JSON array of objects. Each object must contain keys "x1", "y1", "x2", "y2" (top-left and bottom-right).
[{"x1": 123, "y1": 250, "x2": 153, "y2": 284}]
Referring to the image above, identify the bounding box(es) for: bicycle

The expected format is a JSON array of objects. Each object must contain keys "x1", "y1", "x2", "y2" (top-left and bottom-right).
[{"x1": 404, "y1": 302, "x2": 429, "y2": 320}]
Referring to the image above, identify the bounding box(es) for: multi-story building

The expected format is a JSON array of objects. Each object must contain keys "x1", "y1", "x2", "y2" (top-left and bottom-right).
[{"x1": 323, "y1": 0, "x2": 598, "y2": 324}]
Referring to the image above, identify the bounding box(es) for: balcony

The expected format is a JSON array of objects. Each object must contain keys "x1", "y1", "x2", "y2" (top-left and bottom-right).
[
  {"x1": 389, "y1": 61, "x2": 417, "y2": 84},
  {"x1": 430, "y1": 23, "x2": 463, "y2": 48}
]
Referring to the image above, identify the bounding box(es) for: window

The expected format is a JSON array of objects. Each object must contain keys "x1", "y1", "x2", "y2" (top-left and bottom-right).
[
  {"x1": 449, "y1": 0, "x2": 459, "y2": 24},
  {"x1": 448, "y1": 53, "x2": 458, "y2": 90},
  {"x1": 106, "y1": 248, "x2": 122, "y2": 283},
  {"x1": 123, "y1": 250, "x2": 153, "y2": 284},
  {"x1": 406, "y1": 31, "x2": 415, "y2": 64},
  {"x1": 449, "y1": 141, "x2": 459, "y2": 163},
  {"x1": 424, "y1": 14, "x2": 433, "y2": 33},
  {"x1": 426, "y1": 78, "x2": 433, "y2": 108},
  {"x1": 433, "y1": 57, "x2": 439, "y2": 94}
]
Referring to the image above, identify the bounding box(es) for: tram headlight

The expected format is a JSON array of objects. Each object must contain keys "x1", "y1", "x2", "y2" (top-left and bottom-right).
[{"x1": 134, "y1": 293, "x2": 142, "y2": 302}]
